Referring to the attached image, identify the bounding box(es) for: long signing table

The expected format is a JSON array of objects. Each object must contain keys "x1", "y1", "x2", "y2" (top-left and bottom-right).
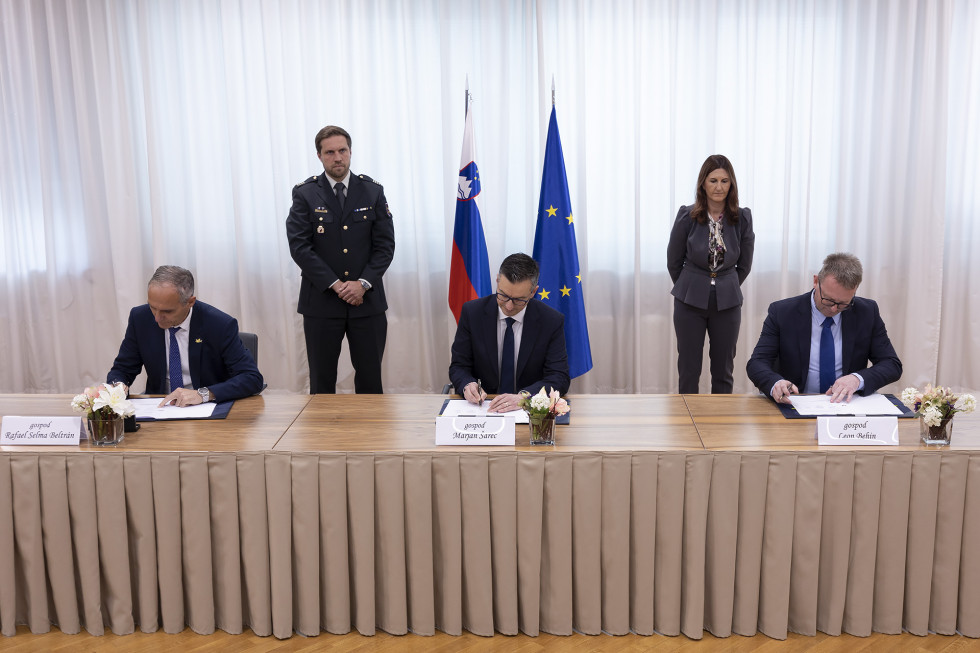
[{"x1": 1, "y1": 394, "x2": 978, "y2": 640}]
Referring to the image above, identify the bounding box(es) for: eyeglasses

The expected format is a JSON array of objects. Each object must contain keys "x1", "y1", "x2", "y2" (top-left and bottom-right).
[
  {"x1": 495, "y1": 290, "x2": 532, "y2": 307},
  {"x1": 817, "y1": 280, "x2": 854, "y2": 311}
]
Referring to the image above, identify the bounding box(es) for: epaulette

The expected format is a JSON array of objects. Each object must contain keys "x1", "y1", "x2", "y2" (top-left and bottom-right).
[
  {"x1": 294, "y1": 175, "x2": 318, "y2": 188},
  {"x1": 358, "y1": 174, "x2": 382, "y2": 187}
]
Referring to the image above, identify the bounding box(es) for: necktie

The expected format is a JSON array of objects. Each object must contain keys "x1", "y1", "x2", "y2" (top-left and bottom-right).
[
  {"x1": 819, "y1": 316, "x2": 835, "y2": 393},
  {"x1": 335, "y1": 182, "x2": 346, "y2": 210},
  {"x1": 499, "y1": 317, "x2": 515, "y2": 394},
  {"x1": 168, "y1": 326, "x2": 183, "y2": 392}
]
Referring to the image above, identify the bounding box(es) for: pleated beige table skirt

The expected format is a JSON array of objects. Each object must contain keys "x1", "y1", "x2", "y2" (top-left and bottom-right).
[{"x1": 2, "y1": 450, "x2": 978, "y2": 639}]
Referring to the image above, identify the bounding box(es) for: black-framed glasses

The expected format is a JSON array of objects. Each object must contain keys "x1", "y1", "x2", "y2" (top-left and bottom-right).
[
  {"x1": 495, "y1": 290, "x2": 532, "y2": 307},
  {"x1": 817, "y1": 280, "x2": 854, "y2": 311}
]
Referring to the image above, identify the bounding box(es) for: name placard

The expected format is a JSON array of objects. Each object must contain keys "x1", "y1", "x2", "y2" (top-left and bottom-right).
[
  {"x1": 816, "y1": 416, "x2": 899, "y2": 446},
  {"x1": 1, "y1": 416, "x2": 83, "y2": 446},
  {"x1": 435, "y1": 415, "x2": 515, "y2": 446}
]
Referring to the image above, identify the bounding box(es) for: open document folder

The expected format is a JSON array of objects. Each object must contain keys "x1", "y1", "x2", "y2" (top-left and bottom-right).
[
  {"x1": 130, "y1": 398, "x2": 230, "y2": 421},
  {"x1": 441, "y1": 399, "x2": 529, "y2": 424},
  {"x1": 787, "y1": 393, "x2": 907, "y2": 417}
]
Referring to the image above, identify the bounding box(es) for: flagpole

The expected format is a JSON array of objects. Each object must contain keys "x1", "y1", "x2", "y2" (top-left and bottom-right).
[
  {"x1": 465, "y1": 76, "x2": 470, "y2": 116},
  {"x1": 551, "y1": 75, "x2": 555, "y2": 106}
]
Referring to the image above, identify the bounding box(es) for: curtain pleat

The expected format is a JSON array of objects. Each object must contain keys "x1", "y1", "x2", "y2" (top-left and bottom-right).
[{"x1": 1, "y1": 450, "x2": 980, "y2": 640}]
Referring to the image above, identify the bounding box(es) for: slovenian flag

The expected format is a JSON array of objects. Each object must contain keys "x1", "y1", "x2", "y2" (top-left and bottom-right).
[
  {"x1": 532, "y1": 105, "x2": 593, "y2": 378},
  {"x1": 448, "y1": 90, "x2": 492, "y2": 322}
]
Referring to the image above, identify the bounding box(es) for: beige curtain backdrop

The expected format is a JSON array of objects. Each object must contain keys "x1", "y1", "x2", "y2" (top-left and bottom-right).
[
  {"x1": 1, "y1": 0, "x2": 977, "y2": 395},
  {"x1": 2, "y1": 450, "x2": 979, "y2": 639}
]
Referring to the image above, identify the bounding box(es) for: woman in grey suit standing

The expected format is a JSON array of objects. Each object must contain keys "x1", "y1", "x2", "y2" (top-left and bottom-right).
[{"x1": 667, "y1": 154, "x2": 755, "y2": 393}]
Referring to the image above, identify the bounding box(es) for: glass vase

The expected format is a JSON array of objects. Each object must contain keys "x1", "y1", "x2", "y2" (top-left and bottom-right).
[
  {"x1": 88, "y1": 416, "x2": 124, "y2": 446},
  {"x1": 528, "y1": 414, "x2": 556, "y2": 445},
  {"x1": 920, "y1": 416, "x2": 953, "y2": 446}
]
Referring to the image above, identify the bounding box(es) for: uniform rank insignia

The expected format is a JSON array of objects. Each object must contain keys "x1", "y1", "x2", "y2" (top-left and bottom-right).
[
  {"x1": 315, "y1": 207, "x2": 328, "y2": 213},
  {"x1": 317, "y1": 225, "x2": 325, "y2": 234},
  {"x1": 386, "y1": 203, "x2": 392, "y2": 217}
]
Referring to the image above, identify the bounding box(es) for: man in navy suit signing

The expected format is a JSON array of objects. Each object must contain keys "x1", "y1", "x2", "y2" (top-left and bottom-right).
[
  {"x1": 107, "y1": 265, "x2": 263, "y2": 406},
  {"x1": 746, "y1": 252, "x2": 902, "y2": 404},
  {"x1": 449, "y1": 253, "x2": 570, "y2": 413}
]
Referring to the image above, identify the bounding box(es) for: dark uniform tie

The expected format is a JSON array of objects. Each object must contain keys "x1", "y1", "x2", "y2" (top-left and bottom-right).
[
  {"x1": 499, "y1": 317, "x2": 516, "y2": 394},
  {"x1": 335, "y1": 182, "x2": 346, "y2": 210}
]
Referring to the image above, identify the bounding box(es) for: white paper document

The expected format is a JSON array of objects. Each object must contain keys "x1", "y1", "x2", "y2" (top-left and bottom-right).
[
  {"x1": 788, "y1": 393, "x2": 903, "y2": 416},
  {"x1": 441, "y1": 399, "x2": 529, "y2": 424},
  {"x1": 130, "y1": 398, "x2": 217, "y2": 420}
]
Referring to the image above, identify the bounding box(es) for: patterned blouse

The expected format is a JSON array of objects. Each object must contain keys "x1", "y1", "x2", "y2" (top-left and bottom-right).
[{"x1": 708, "y1": 215, "x2": 726, "y2": 271}]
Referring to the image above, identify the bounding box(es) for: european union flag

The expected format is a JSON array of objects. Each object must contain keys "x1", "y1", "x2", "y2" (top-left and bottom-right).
[
  {"x1": 448, "y1": 93, "x2": 491, "y2": 323},
  {"x1": 532, "y1": 106, "x2": 592, "y2": 378}
]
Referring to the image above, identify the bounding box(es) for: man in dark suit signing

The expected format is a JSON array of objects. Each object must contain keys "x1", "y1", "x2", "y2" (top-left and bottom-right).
[
  {"x1": 107, "y1": 265, "x2": 263, "y2": 406},
  {"x1": 286, "y1": 125, "x2": 395, "y2": 393},
  {"x1": 449, "y1": 253, "x2": 570, "y2": 413},
  {"x1": 746, "y1": 252, "x2": 902, "y2": 403}
]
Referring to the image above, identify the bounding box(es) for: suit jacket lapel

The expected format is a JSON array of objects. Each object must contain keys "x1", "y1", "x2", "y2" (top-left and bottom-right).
[
  {"x1": 343, "y1": 174, "x2": 365, "y2": 221},
  {"x1": 841, "y1": 307, "x2": 855, "y2": 374},
  {"x1": 187, "y1": 307, "x2": 204, "y2": 388},
  {"x1": 480, "y1": 297, "x2": 501, "y2": 389},
  {"x1": 721, "y1": 217, "x2": 738, "y2": 265},
  {"x1": 796, "y1": 293, "x2": 812, "y2": 389},
  {"x1": 150, "y1": 325, "x2": 166, "y2": 391},
  {"x1": 516, "y1": 301, "x2": 537, "y2": 380}
]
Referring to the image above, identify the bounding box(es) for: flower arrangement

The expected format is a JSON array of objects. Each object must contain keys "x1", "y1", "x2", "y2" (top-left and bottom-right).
[
  {"x1": 518, "y1": 386, "x2": 570, "y2": 419},
  {"x1": 71, "y1": 383, "x2": 136, "y2": 420},
  {"x1": 901, "y1": 384, "x2": 975, "y2": 427}
]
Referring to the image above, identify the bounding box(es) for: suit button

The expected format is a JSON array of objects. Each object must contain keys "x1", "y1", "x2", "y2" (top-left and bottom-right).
[
  {"x1": 343, "y1": 225, "x2": 348, "y2": 230},
  {"x1": 343, "y1": 249, "x2": 348, "y2": 253},
  {"x1": 363, "y1": 216, "x2": 367, "y2": 220},
  {"x1": 319, "y1": 216, "x2": 323, "y2": 221},
  {"x1": 344, "y1": 271, "x2": 350, "y2": 276}
]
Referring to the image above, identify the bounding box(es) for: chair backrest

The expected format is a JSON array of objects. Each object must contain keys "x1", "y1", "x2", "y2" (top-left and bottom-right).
[
  {"x1": 442, "y1": 383, "x2": 453, "y2": 394},
  {"x1": 239, "y1": 331, "x2": 258, "y2": 364}
]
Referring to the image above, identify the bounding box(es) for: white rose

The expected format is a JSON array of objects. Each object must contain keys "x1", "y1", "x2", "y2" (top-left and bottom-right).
[
  {"x1": 94, "y1": 383, "x2": 136, "y2": 418},
  {"x1": 530, "y1": 395, "x2": 550, "y2": 411}
]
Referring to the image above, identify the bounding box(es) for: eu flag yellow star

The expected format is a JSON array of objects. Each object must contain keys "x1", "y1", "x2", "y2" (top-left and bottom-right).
[
  {"x1": 576, "y1": 273, "x2": 582, "y2": 283},
  {"x1": 546, "y1": 205, "x2": 558, "y2": 217},
  {"x1": 538, "y1": 288, "x2": 550, "y2": 300},
  {"x1": 566, "y1": 214, "x2": 574, "y2": 225},
  {"x1": 560, "y1": 286, "x2": 571, "y2": 296}
]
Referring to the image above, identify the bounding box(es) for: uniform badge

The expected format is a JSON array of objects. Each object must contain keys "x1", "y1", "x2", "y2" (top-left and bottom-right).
[
  {"x1": 386, "y1": 203, "x2": 392, "y2": 217},
  {"x1": 315, "y1": 207, "x2": 328, "y2": 213},
  {"x1": 195, "y1": 339, "x2": 202, "y2": 344},
  {"x1": 317, "y1": 225, "x2": 325, "y2": 234}
]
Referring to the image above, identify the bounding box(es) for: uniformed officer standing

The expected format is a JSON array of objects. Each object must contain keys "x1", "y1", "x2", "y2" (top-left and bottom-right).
[{"x1": 286, "y1": 125, "x2": 395, "y2": 393}]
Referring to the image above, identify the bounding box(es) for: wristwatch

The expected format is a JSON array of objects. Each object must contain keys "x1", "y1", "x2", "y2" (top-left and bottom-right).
[
  {"x1": 360, "y1": 280, "x2": 370, "y2": 290},
  {"x1": 198, "y1": 387, "x2": 211, "y2": 403}
]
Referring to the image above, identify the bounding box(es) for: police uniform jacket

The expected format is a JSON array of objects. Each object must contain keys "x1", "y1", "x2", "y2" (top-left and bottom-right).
[{"x1": 286, "y1": 172, "x2": 395, "y2": 318}]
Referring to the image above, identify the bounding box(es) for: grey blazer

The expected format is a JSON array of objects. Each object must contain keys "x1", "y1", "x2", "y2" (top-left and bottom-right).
[{"x1": 667, "y1": 205, "x2": 755, "y2": 311}]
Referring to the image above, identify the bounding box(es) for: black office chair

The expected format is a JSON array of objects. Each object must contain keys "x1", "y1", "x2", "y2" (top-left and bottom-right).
[
  {"x1": 240, "y1": 332, "x2": 258, "y2": 364},
  {"x1": 442, "y1": 383, "x2": 453, "y2": 394}
]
